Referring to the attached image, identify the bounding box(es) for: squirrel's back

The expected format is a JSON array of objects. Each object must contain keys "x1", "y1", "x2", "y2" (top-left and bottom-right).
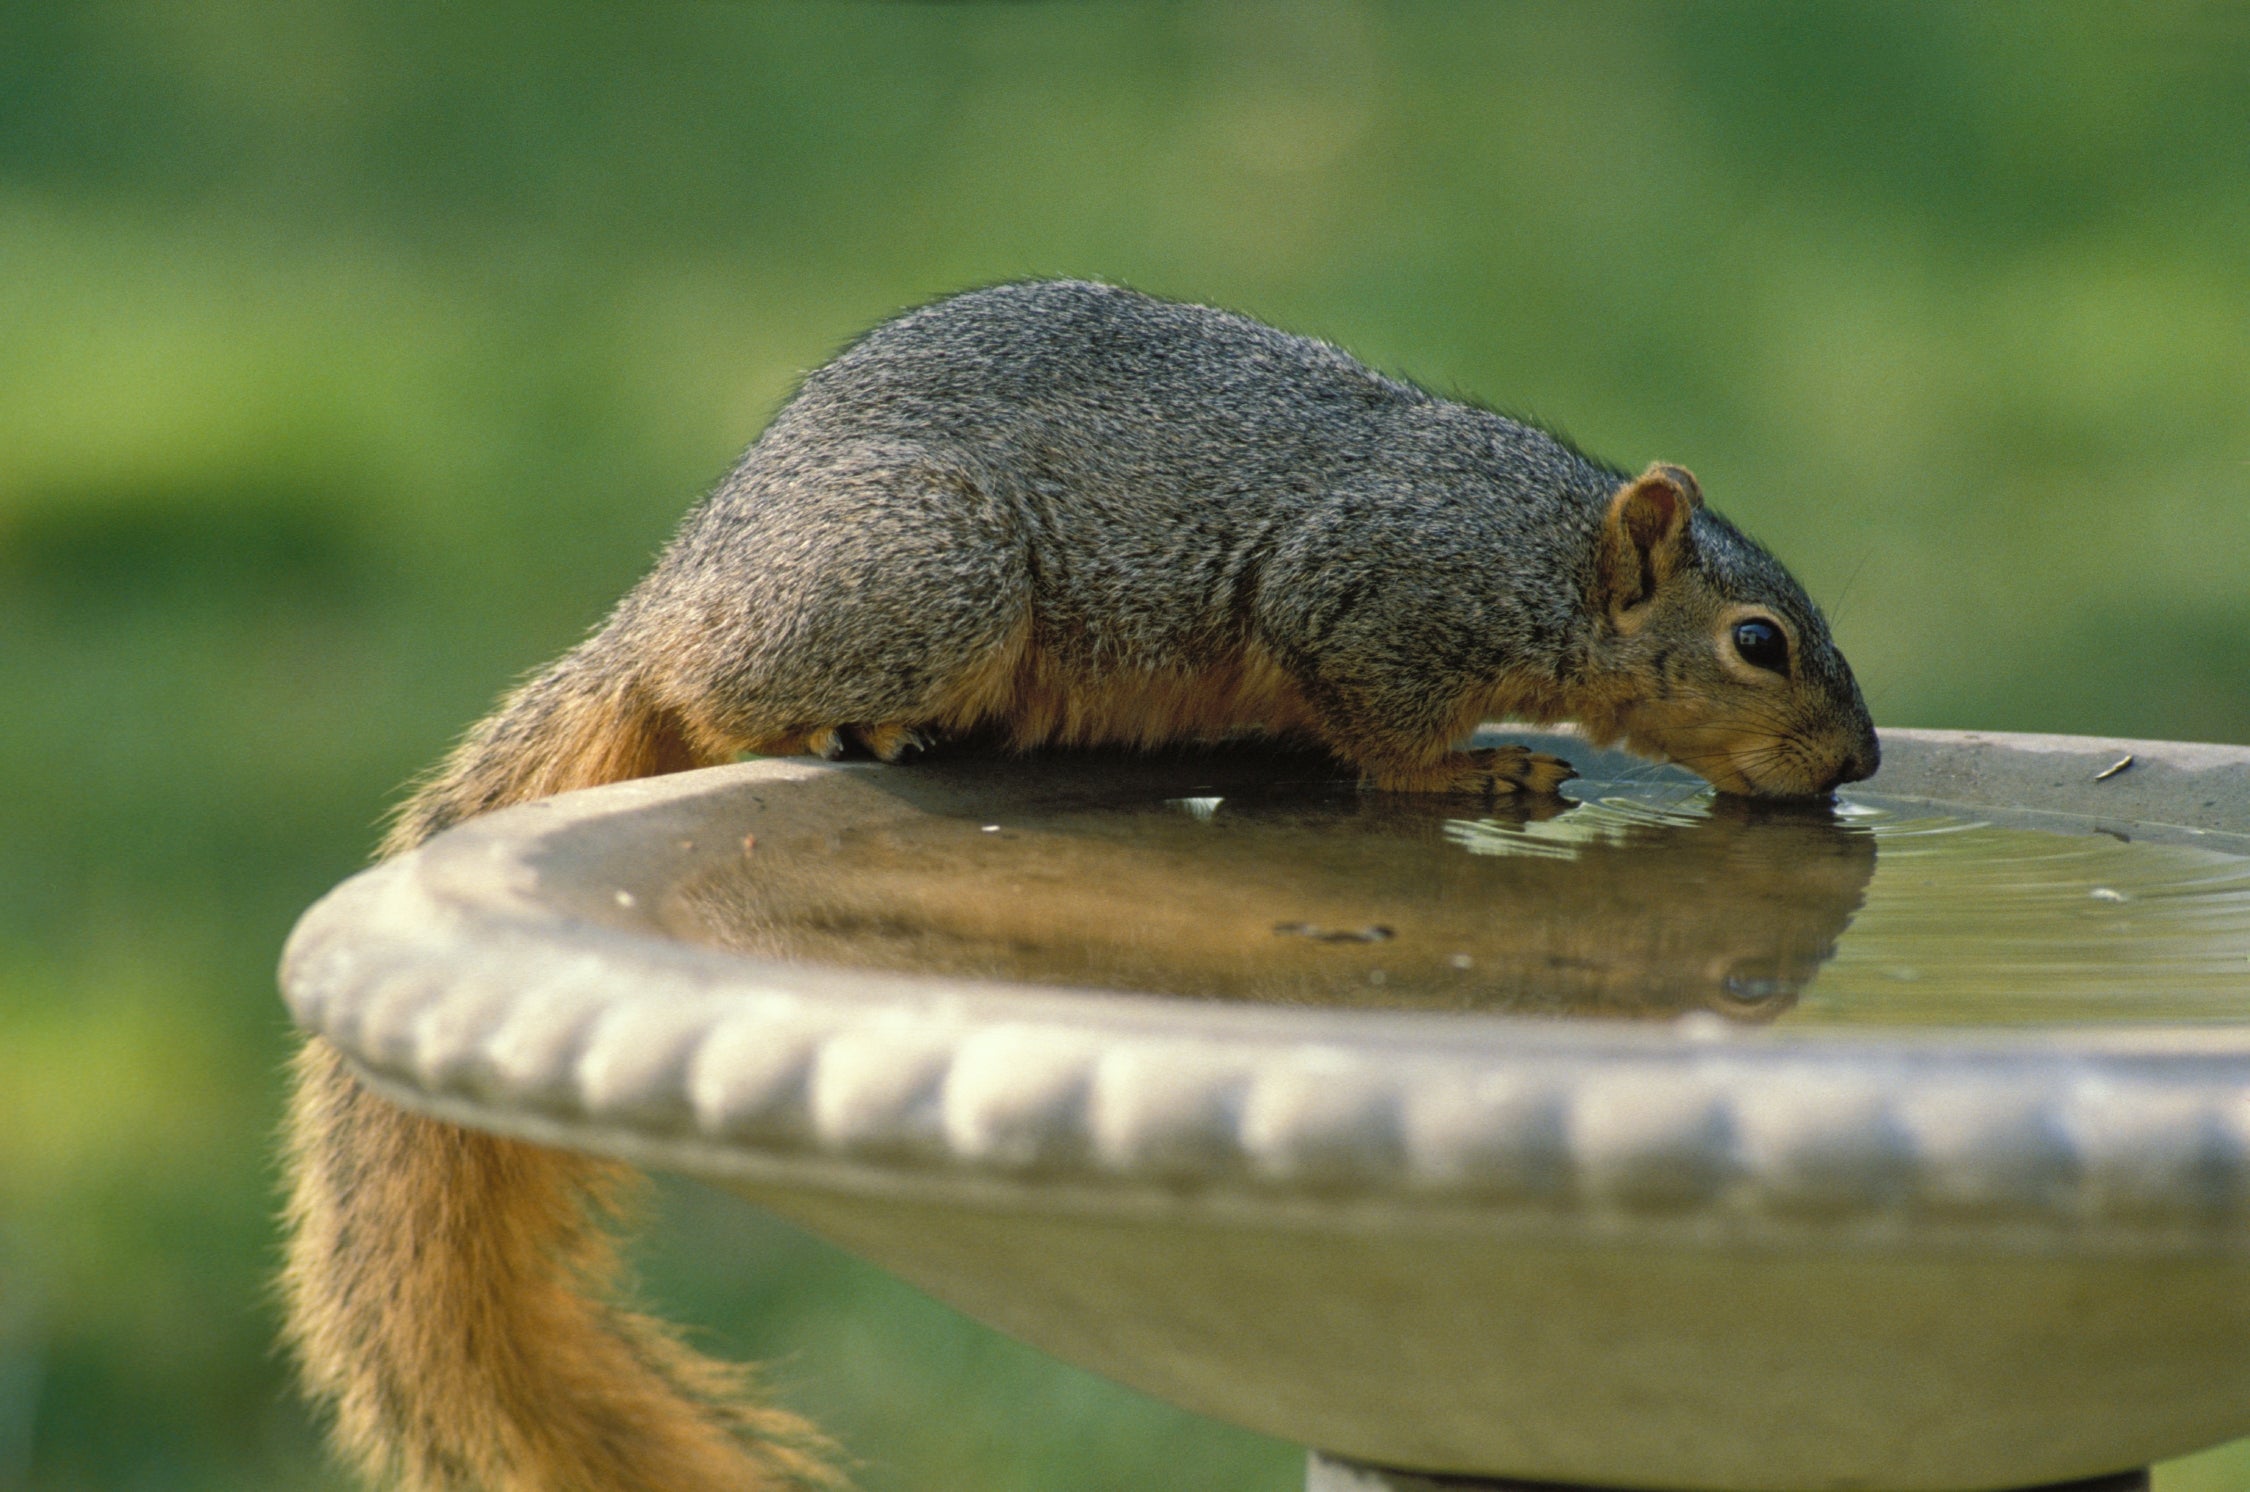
[
  {"x1": 714, "y1": 279, "x2": 1619, "y2": 634},
  {"x1": 610, "y1": 281, "x2": 1642, "y2": 774}
]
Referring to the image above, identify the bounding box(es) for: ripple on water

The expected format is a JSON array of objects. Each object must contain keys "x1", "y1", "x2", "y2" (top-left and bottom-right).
[{"x1": 1799, "y1": 795, "x2": 2250, "y2": 1025}]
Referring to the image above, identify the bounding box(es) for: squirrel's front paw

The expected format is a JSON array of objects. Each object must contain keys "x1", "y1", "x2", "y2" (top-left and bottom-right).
[
  {"x1": 1365, "y1": 746, "x2": 1577, "y2": 797},
  {"x1": 1446, "y1": 746, "x2": 1577, "y2": 797}
]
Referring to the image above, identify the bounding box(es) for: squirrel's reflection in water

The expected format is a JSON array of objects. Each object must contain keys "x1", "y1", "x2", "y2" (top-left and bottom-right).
[{"x1": 677, "y1": 756, "x2": 1879, "y2": 1024}]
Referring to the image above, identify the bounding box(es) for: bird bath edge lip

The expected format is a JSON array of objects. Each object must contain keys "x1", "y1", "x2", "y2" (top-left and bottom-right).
[{"x1": 279, "y1": 726, "x2": 2250, "y2": 1492}]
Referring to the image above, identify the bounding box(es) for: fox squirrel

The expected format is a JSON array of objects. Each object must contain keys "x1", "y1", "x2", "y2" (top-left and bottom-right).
[{"x1": 282, "y1": 280, "x2": 1878, "y2": 1492}]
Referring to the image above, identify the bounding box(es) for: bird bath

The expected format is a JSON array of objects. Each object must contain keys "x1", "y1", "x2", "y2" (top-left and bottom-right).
[{"x1": 281, "y1": 727, "x2": 2250, "y2": 1492}]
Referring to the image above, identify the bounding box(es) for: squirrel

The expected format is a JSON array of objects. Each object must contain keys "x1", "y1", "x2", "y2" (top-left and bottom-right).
[{"x1": 281, "y1": 279, "x2": 1878, "y2": 1492}]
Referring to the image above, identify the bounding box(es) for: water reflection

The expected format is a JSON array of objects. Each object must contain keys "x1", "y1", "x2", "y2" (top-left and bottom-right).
[{"x1": 674, "y1": 761, "x2": 1878, "y2": 1022}]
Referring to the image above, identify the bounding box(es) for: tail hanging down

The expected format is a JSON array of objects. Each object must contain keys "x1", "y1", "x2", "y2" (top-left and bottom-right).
[{"x1": 284, "y1": 644, "x2": 839, "y2": 1492}]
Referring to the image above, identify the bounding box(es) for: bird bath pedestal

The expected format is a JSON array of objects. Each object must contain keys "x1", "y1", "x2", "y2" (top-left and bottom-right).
[{"x1": 282, "y1": 728, "x2": 2250, "y2": 1492}]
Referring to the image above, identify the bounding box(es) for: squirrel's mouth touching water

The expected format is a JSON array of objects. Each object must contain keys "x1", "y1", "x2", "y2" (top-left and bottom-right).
[{"x1": 1619, "y1": 713, "x2": 1882, "y2": 798}]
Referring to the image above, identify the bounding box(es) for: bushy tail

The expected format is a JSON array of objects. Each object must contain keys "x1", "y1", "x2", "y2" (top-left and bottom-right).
[
  {"x1": 283, "y1": 647, "x2": 839, "y2": 1492},
  {"x1": 378, "y1": 643, "x2": 714, "y2": 858}
]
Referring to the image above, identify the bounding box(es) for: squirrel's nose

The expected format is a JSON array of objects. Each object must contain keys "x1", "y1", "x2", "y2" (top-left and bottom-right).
[{"x1": 1822, "y1": 735, "x2": 1881, "y2": 792}]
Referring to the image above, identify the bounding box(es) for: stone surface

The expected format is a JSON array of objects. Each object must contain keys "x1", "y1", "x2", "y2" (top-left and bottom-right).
[
  {"x1": 280, "y1": 728, "x2": 2250, "y2": 1491},
  {"x1": 1304, "y1": 1452, "x2": 2151, "y2": 1492}
]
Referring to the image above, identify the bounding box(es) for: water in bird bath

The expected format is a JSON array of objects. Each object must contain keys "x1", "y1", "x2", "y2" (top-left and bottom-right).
[{"x1": 667, "y1": 748, "x2": 2250, "y2": 1028}]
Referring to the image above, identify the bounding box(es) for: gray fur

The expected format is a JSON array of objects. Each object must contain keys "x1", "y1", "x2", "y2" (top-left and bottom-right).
[{"x1": 624, "y1": 283, "x2": 1621, "y2": 737}]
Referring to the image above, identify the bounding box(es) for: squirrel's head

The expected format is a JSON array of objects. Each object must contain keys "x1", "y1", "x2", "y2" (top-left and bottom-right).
[{"x1": 1577, "y1": 463, "x2": 1879, "y2": 798}]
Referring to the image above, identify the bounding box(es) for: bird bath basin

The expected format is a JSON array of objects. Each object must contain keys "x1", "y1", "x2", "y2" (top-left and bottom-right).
[{"x1": 282, "y1": 727, "x2": 2250, "y2": 1492}]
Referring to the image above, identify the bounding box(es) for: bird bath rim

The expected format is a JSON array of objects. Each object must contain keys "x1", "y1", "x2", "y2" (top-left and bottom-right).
[
  {"x1": 279, "y1": 726, "x2": 2250, "y2": 1491},
  {"x1": 285, "y1": 726, "x2": 2250, "y2": 1253}
]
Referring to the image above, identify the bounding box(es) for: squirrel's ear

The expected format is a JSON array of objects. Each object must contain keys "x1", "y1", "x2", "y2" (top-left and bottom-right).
[{"x1": 1595, "y1": 463, "x2": 1701, "y2": 615}]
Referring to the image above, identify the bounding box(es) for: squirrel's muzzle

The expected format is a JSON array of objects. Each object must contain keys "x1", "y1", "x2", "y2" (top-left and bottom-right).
[{"x1": 1826, "y1": 733, "x2": 1881, "y2": 792}]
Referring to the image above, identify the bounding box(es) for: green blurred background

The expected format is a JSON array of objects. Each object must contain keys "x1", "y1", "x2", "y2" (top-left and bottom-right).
[{"x1": 2, "y1": 3, "x2": 2245, "y2": 1488}]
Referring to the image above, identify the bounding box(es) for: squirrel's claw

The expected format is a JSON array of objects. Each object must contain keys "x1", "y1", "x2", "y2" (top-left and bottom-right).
[{"x1": 854, "y1": 723, "x2": 932, "y2": 763}]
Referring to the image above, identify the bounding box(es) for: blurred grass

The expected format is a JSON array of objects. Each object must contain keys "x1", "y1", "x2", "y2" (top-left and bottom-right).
[{"x1": 1, "y1": 2, "x2": 2245, "y2": 1488}]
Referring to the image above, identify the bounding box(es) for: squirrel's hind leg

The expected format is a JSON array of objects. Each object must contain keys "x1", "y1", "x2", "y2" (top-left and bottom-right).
[
  {"x1": 743, "y1": 723, "x2": 934, "y2": 763},
  {"x1": 647, "y1": 451, "x2": 1029, "y2": 767},
  {"x1": 850, "y1": 723, "x2": 933, "y2": 762}
]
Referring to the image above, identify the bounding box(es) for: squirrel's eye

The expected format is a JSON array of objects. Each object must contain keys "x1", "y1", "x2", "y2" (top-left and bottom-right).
[{"x1": 1732, "y1": 618, "x2": 1789, "y2": 674}]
